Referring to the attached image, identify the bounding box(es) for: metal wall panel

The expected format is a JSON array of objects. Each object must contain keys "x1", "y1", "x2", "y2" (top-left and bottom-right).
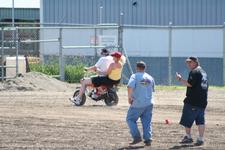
[
  {"x1": 42, "y1": 0, "x2": 225, "y2": 25},
  {"x1": 121, "y1": 57, "x2": 223, "y2": 85},
  {"x1": 123, "y1": 27, "x2": 223, "y2": 58},
  {"x1": 0, "y1": 8, "x2": 39, "y2": 21},
  {"x1": 171, "y1": 57, "x2": 223, "y2": 86},
  {"x1": 172, "y1": 28, "x2": 223, "y2": 58},
  {"x1": 123, "y1": 28, "x2": 169, "y2": 57}
]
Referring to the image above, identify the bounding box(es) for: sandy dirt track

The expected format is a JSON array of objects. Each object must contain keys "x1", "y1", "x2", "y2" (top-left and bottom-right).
[{"x1": 0, "y1": 73, "x2": 225, "y2": 149}]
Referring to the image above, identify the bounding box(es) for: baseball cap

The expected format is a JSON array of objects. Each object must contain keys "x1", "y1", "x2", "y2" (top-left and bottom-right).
[
  {"x1": 186, "y1": 56, "x2": 199, "y2": 63},
  {"x1": 111, "y1": 51, "x2": 122, "y2": 58},
  {"x1": 136, "y1": 61, "x2": 146, "y2": 69}
]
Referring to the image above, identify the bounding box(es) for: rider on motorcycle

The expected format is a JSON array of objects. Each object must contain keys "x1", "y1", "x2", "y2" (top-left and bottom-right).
[
  {"x1": 70, "y1": 51, "x2": 126, "y2": 105},
  {"x1": 84, "y1": 48, "x2": 113, "y2": 76}
]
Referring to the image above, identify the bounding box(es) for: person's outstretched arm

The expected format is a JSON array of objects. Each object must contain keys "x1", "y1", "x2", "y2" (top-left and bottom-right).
[{"x1": 84, "y1": 66, "x2": 97, "y2": 72}]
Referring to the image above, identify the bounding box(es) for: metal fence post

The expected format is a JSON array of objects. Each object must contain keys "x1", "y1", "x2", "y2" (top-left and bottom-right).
[
  {"x1": 118, "y1": 26, "x2": 123, "y2": 52},
  {"x1": 118, "y1": 14, "x2": 134, "y2": 76},
  {"x1": 223, "y1": 22, "x2": 225, "y2": 86},
  {"x1": 16, "y1": 27, "x2": 19, "y2": 76},
  {"x1": 168, "y1": 22, "x2": 173, "y2": 85},
  {"x1": 118, "y1": 12, "x2": 124, "y2": 52},
  {"x1": 39, "y1": 28, "x2": 44, "y2": 62},
  {"x1": 59, "y1": 27, "x2": 65, "y2": 81},
  {"x1": 94, "y1": 28, "x2": 97, "y2": 58},
  {"x1": 1, "y1": 27, "x2": 4, "y2": 81}
]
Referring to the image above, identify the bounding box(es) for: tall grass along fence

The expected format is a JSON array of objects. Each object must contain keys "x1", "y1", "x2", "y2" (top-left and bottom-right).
[{"x1": 29, "y1": 63, "x2": 85, "y2": 83}]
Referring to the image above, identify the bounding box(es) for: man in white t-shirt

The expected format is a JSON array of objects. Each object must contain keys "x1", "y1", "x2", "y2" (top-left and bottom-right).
[{"x1": 85, "y1": 48, "x2": 113, "y2": 76}]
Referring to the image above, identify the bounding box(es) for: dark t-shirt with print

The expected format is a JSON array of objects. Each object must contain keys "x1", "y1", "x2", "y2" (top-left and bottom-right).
[{"x1": 184, "y1": 66, "x2": 208, "y2": 109}]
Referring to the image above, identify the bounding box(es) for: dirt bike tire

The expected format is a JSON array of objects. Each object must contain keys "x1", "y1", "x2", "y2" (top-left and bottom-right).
[
  {"x1": 104, "y1": 91, "x2": 119, "y2": 106},
  {"x1": 73, "y1": 89, "x2": 86, "y2": 106}
]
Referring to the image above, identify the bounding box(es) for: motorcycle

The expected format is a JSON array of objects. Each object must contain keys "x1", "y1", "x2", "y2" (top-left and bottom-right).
[
  {"x1": 71, "y1": 81, "x2": 119, "y2": 106},
  {"x1": 70, "y1": 51, "x2": 124, "y2": 106}
]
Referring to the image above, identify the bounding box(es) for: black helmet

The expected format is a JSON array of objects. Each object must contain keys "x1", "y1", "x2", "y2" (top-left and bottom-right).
[{"x1": 101, "y1": 48, "x2": 110, "y2": 56}]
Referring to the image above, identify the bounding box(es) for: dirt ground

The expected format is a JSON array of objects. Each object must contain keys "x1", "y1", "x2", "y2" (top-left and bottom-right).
[{"x1": 0, "y1": 73, "x2": 225, "y2": 150}]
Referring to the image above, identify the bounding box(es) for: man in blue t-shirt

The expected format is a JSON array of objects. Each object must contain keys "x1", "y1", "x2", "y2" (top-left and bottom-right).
[{"x1": 126, "y1": 61, "x2": 155, "y2": 146}]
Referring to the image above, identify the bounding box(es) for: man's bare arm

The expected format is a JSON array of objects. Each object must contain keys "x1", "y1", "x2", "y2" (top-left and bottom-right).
[
  {"x1": 84, "y1": 66, "x2": 97, "y2": 72},
  {"x1": 127, "y1": 87, "x2": 133, "y2": 105},
  {"x1": 176, "y1": 72, "x2": 192, "y2": 87}
]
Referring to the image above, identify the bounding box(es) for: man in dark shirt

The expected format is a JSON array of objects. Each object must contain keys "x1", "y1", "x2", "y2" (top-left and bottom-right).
[{"x1": 176, "y1": 56, "x2": 208, "y2": 146}]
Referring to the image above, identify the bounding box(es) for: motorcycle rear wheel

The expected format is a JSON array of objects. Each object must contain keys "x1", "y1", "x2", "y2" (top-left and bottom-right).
[{"x1": 104, "y1": 91, "x2": 119, "y2": 106}]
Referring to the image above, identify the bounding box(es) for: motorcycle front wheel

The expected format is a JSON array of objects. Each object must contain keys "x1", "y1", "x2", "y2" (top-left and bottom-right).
[{"x1": 73, "y1": 89, "x2": 86, "y2": 106}]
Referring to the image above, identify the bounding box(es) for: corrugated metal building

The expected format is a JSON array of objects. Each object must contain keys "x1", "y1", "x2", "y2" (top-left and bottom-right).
[
  {"x1": 0, "y1": 7, "x2": 40, "y2": 56},
  {"x1": 40, "y1": 0, "x2": 225, "y2": 85},
  {"x1": 0, "y1": 8, "x2": 39, "y2": 22},
  {"x1": 41, "y1": 0, "x2": 225, "y2": 25}
]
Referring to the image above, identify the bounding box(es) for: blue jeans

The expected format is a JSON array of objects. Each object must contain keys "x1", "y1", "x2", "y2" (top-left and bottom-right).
[{"x1": 126, "y1": 104, "x2": 153, "y2": 141}]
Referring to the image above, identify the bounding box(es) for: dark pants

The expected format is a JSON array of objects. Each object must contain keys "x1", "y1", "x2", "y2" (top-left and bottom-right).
[{"x1": 180, "y1": 103, "x2": 205, "y2": 128}]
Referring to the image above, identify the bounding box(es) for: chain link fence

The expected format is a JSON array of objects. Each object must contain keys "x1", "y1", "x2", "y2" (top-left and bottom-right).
[
  {"x1": 0, "y1": 23, "x2": 40, "y2": 81},
  {"x1": 1, "y1": 24, "x2": 122, "y2": 83},
  {"x1": 1, "y1": 23, "x2": 225, "y2": 85},
  {"x1": 1, "y1": 27, "x2": 17, "y2": 80}
]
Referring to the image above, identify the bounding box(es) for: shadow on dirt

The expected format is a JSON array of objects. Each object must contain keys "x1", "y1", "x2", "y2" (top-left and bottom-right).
[
  {"x1": 169, "y1": 144, "x2": 201, "y2": 149},
  {"x1": 118, "y1": 145, "x2": 145, "y2": 150}
]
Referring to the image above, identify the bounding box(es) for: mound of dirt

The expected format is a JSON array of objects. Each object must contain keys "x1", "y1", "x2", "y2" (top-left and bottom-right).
[{"x1": 0, "y1": 72, "x2": 75, "y2": 92}]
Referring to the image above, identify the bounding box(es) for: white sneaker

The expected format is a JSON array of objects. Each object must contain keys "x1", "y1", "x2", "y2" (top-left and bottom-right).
[
  {"x1": 91, "y1": 93, "x2": 98, "y2": 99},
  {"x1": 74, "y1": 96, "x2": 81, "y2": 105},
  {"x1": 69, "y1": 97, "x2": 75, "y2": 102},
  {"x1": 69, "y1": 96, "x2": 81, "y2": 105}
]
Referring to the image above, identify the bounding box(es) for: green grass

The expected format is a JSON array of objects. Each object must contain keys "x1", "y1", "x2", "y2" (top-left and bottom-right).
[
  {"x1": 65, "y1": 64, "x2": 85, "y2": 83},
  {"x1": 29, "y1": 63, "x2": 225, "y2": 88},
  {"x1": 152, "y1": 85, "x2": 225, "y2": 90},
  {"x1": 29, "y1": 63, "x2": 85, "y2": 83},
  {"x1": 29, "y1": 63, "x2": 59, "y2": 75},
  {"x1": 155, "y1": 85, "x2": 186, "y2": 90},
  {"x1": 119, "y1": 85, "x2": 225, "y2": 90},
  {"x1": 208, "y1": 86, "x2": 225, "y2": 89}
]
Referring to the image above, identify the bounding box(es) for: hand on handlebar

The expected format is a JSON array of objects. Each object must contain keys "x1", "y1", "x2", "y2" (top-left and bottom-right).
[
  {"x1": 96, "y1": 68, "x2": 106, "y2": 76},
  {"x1": 84, "y1": 67, "x2": 88, "y2": 72}
]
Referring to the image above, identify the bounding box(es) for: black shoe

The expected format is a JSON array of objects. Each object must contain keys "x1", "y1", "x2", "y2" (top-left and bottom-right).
[
  {"x1": 195, "y1": 139, "x2": 204, "y2": 146},
  {"x1": 180, "y1": 136, "x2": 193, "y2": 144},
  {"x1": 129, "y1": 138, "x2": 142, "y2": 145},
  {"x1": 144, "y1": 139, "x2": 152, "y2": 146}
]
